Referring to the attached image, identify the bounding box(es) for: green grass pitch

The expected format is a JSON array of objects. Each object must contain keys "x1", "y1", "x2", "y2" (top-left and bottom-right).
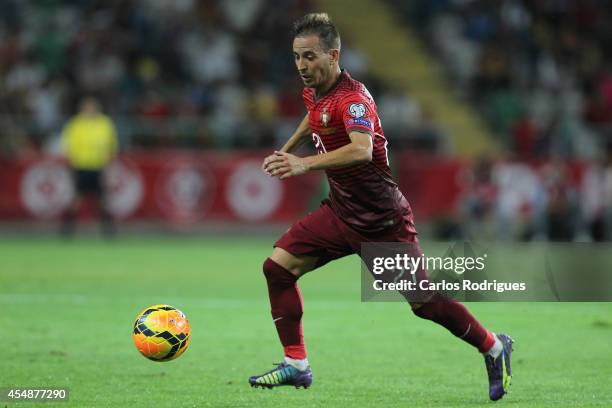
[{"x1": 1, "y1": 236, "x2": 611, "y2": 407}]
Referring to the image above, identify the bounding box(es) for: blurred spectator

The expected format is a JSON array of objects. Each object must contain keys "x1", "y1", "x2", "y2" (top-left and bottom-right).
[
  {"x1": 378, "y1": 89, "x2": 420, "y2": 134},
  {"x1": 377, "y1": 89, "x2": 445, "y2": 152},
  {"x1": 27, "y1": 78, "x2": 67, "y2": 135},
  {"x1": 492, "y1": 160, "x2": 547, "y2": 241},
  {"x1": 541, "y1": 161, "x2": 578, "y2": 241},
  {"x1": 60, "y1": 97, "x2": 118, "y2": 238},
  {"x1": 511, "y1": 113, "x2": 538, "y2": 159},
  {"x1": 461, "y1": 156, "x2": 497, "y2": 239},
  {"x1": 581, "y1": 157, "x2": 612, "y2": 241},
  {"x1": 584, "y1": 70, "x2": 612, "y2": 126},
  {"x1": 340, "y1": 40, "x2": 369, "y2": 80}
]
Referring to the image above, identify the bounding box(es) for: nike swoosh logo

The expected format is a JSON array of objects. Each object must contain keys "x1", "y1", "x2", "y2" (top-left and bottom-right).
[{"x1": 273, "y1": 317, "x2": 283, "y2": 322}]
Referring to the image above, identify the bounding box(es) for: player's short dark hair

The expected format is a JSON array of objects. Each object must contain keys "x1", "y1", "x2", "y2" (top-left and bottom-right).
[{"x1": 292, "y1": 13, "x2": 341, "y2": 51}]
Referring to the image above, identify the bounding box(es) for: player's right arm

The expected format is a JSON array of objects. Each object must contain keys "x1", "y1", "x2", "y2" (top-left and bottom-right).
[{"x1": 262, "y1": 113, "x2": 310, "y2": 173}]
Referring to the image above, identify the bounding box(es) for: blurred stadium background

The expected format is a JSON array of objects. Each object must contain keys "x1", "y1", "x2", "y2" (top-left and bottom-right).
[
  {"x1": 1, "y1": 0, "x2": 612, "y2": 241},
  {"x1": 2, "y1": 2, "x2": 612, "y2": 407}
]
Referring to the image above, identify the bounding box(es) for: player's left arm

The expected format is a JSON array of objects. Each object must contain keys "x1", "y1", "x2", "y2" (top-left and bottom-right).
[{"x1": 264, "y1": 131, "x2": 372, "y2": 179}]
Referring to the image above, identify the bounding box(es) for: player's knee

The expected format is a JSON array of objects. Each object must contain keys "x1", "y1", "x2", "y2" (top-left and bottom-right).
[
  {"x1": 412, "y1": 303, "x2": 437, "y2": 321},
  {"x1": 411, "y1": 302, "x2": 427, "y2": 318},
  {"x1": 410, "y1": 302, "x2": 424, "y2": 311},
  {"x1": 410, "y1": 293, "x2": 446, "y2": 320},
  {"x1": 263, "y1": 258, "x2": 298, "y2": 287},
  {"x1": 269, "y1": 247, "x2": 313, "y2": 277}
]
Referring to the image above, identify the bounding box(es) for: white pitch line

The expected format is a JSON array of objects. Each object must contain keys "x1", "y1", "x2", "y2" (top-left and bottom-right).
[{"x1": 0, "y1": 293, "x2": 363, "y2": 309}]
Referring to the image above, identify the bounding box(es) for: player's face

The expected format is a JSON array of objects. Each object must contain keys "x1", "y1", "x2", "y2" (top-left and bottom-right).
[{"x1": 293, "y1": 35, "x2": 337, "y2": 89}]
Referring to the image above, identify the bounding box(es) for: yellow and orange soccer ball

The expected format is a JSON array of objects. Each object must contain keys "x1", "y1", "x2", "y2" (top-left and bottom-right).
[{"x1": 132, "y1": 304, "x2": 191, "y2": 361}]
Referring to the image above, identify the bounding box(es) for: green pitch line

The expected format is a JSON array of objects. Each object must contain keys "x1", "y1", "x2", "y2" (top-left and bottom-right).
[{"x1": 1, "y1": 237, "x2": 611, "y2": 407}]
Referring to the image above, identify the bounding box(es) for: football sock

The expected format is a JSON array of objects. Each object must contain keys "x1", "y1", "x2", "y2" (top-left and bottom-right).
[
  {"x1": 486, "y1": 334, "x2": 503, "y2": 358},
  {"x1": 284, "y1": 356, "x2": 309, "y2": 372},
  {"x1": 412, "y1": 293, "x2": 495, "y2": 352},
  {"x1": 263, "y1": 258, "x2": 307, "y2": 360}
]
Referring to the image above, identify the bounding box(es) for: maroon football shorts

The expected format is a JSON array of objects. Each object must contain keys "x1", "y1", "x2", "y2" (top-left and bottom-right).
[
  {"x1": 274, "y1": 201, "x2": 432, "y2": 302},
  {"x1": 275, "y1": 201, "x2": 418, "y2": 265}
]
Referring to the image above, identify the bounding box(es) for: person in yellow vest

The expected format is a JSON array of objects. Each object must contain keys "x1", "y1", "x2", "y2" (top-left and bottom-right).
[{"x1": 60, "y1": 97, "x2": 118, "y2": 237}]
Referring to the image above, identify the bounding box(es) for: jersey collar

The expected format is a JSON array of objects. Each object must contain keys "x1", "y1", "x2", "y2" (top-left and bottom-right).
[{"x1": 314, "y1": 69, "x2": 349, "y2": 102}]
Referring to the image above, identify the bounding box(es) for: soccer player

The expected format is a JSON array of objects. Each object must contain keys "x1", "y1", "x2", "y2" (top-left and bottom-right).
[
  {"x1": 249, "y1": 13, "x2": 514, "y2": 401},
  {"x1": 60, "y1": 97, "x2": 118, "y2": 237}
]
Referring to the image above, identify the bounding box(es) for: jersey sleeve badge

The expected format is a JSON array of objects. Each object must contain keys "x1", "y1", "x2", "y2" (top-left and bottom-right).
[
  {"x1": 346, "y1": 102, "x2": 372, "y2": 130},
  {"x1": 349, "y1": 103, "x2": 366, "y2": 118}
]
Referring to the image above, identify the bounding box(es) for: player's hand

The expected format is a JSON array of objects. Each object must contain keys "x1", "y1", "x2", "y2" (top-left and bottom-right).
[
  {"x1": 262, "y1": 151, "x2": 309, "y2": 179},
  {"x1": 262, "y1": 152, "x2": 280, "y2": 175}
]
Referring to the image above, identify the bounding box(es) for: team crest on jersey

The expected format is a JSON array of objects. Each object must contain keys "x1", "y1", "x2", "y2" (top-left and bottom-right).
[
  {"x1": 320, "y1": 108, "x2": 330, "y2": 127},
  {"x1": 349, "y1": 103, "x2": 366, "y2": 118}
]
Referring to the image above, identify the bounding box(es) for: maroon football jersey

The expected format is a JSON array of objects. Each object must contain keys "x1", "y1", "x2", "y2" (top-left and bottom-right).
[{"x1": 303, "y1": 70, "x2": 416, "y2": 234}]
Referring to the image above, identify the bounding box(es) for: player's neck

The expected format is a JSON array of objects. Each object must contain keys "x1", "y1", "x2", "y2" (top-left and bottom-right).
[{"x1": 315, "y1": 67, "x2": 342, "y2": 99}]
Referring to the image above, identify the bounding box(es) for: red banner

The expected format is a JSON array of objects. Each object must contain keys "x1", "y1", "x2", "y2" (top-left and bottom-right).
[
  {"x1": 0, "y1": 152, "x2": 589, "y2": 225},
  {"x1": 0, "y1": 151, "x2": 323, "y2": 224},
  {"x1": 397, "y1": 155, "x2": 467, "y2": 219}
]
